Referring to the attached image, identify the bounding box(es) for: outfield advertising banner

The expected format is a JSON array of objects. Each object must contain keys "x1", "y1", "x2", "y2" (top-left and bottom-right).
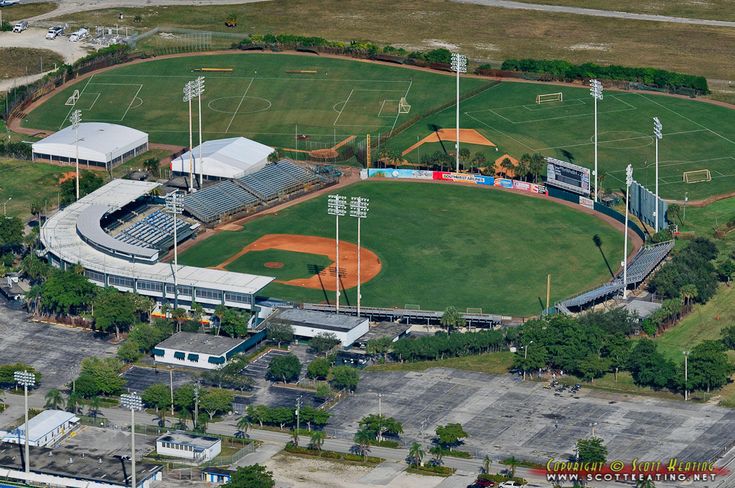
[
  {"x1": 367, "y1": 168, "x2": 434, "y2": 180},
  {"x1": 495, "y1": 178, "x2": 513, "y2": 189},
  {"x1": 433, "y1": 172, "x2": 494, "y2": 185},
  {"x1": 579, "y1": 196, "x2": 594, "y2": 209},
  {"x1": 366, "y1": 169, "x2": 546, "y2": 196}
]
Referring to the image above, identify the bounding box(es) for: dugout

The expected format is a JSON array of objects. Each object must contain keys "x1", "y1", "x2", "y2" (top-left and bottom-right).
[{"x1": 32, "y1": 122, "x2": 149, "y2": 170}]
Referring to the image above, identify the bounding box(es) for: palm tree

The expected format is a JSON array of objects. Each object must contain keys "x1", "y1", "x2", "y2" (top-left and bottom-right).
[
  {"x1": 482, "y1": 454, "x2": 492, "y2": 474},
  {"x1": 44, "y1": 389, "x2": 64, "y2": 410},
  {"x1": 501, "y1": 157, "x2": 515, "y2": 177},
  {"x1": 352, "y1": 429, "x2": 373, "y2": 461},
  {"x1": 66, "y1": 392, "x2": 80, "y2": 414},
  {"x1": 592, "y1": 234, "x2": 614, "y2": 278},
  {"x1": 291, "y1": 429, "x2": 300, "y2": 447},
  {"x1": 636, "y1": 479, "x2": 656, "y2": 488},
  {"x1": 680, "y1": 284, "x2": 698, "y2": 311},
  {"x1": 408, "y1": 442, "x2": 424, "y2": 467},
  {"x1": 236, "y1": 416, "x2": 251, "y2": 436},
  {"x1": 309, "y1": 430, "x2": 325, "y2": 451},
  {"x1": 88, "y1": 396, "x2": 101, "y2": 419},
  {"x1": 505, "y1": 456, "x2": 519, "y2": 478}
]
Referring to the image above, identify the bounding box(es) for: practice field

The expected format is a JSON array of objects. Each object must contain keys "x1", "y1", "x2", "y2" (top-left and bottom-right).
[
  {"x1": 179, "y1": 181, "x2": 625, "y2": 316},
  {"x1": 23, "y1": 53, "x2": 735, "y2": 200}
]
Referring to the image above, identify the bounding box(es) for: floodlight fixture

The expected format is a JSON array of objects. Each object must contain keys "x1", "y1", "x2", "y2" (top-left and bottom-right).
[
  {"x1": 120, "y1": 392, "x2": 143, "y2": 411},
  {"x1": 589, "y1": 79, "x2": 603, "y2": 100},
  {"x1": 13, "y1": 371, "x2": 35, "y2": 387}
]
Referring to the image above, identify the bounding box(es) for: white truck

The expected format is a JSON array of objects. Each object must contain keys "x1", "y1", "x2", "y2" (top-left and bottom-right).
[
  {"x1": 69, "y1": 28, "x2": 88, "y2": 42},
  {"x1": 12, "y1": 20, "x2": 28, "y2": 33},
  {"x1": 45, "y1": 25, "x2": 64, "y2": 39},
  {"x1": 0, "y1": 0, "x2": 22, "y2": 7}
]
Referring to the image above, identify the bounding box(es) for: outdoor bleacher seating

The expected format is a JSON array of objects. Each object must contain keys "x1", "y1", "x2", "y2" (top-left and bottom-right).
[{"x1": 117, "y1": 209, "x2": 192, "y2": 250}]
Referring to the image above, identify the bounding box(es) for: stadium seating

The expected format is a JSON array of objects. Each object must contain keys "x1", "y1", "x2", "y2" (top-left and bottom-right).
[
  {"x1": 184, "y1": 161, "x2": 332, "y2": 224},
  {"x1": 117, "y1": 209, "x2": 193, "y2": 251}
]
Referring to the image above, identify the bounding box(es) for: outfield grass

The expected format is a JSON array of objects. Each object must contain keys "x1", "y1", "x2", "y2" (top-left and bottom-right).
[
  {"x1": 50, "y1": 0, "x2": 735, "y2": 80},
  {"x1": 226, "y1": 249, "x2": 332, "y2": 281},
  {"x1": 0, "y1": 159, "x2": 67, "y2": 219},
  {"x1": 179, "y1": 180, "x2": 624, "y2": 315},
  {"x1": 23, "y1": 53, "x2": 735, "y2": 200},
  {"x1": 366, "y1": 351, "x2": 514, "y2": 375}
]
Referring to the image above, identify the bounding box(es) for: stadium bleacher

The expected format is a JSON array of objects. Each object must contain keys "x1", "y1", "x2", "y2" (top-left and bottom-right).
[
  {"x1": 184, "y1": 160, "x2": 336, "y2": 224},
  {"x1": 117, "y1": 209, "x2": 194, "y2": 251}
]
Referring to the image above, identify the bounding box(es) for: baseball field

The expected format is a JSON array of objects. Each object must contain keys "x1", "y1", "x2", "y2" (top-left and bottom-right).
[
  {"x1": 178, "y1": 180, "x2": 626, "y2": 316},
  {"x1": 22, "y1": 53, "x2": 735, "y2": 201}
]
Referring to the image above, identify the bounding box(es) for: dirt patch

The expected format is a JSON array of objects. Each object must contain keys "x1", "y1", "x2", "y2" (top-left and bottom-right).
[
  {"x1": 283, "y1": 135, "x2": 355, "y2": 160},
  {"x1": 214, "y1": 233, "x2": 382, "y2": 291},
  {"x1": 264, "y1": 261, "x2": 285, "y2": 269},
  {"x1": 58, "y1": 171, "x2": 76, "y2": 183},
  {"x1": 402, "y1": 128, "x2": 496, "y2": 156},
  {"x1": 218, "y1": 223, "x2": 242, "y2": 231}
]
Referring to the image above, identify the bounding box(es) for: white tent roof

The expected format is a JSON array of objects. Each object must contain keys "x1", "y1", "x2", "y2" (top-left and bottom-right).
[
  {"x1": 171, "y1": 137, "x2": 274, "y2": 179},
  {"x1": 32, "y1": 123, "x2": 148, "y2": 163}
]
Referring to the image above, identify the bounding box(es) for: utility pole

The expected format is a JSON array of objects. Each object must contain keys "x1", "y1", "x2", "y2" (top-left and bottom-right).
[
  {"x1": 295, "y1": 395, "x2": 302, "y2": 447},
  {"x1": 194, "y1": 381, "x2": 200, "y2": 429},
  {"x1": 14, "y1": 371, "x2": 35, "y2": 474},
  {"x1": 169, "y1": 367, "x2": 174, "y2": 417},
  {"x1": 451, "y1": 53, "x2": 467, "y2": 173},
  {"x1": 683, "y1": 351, "x2": 690, "y2": 401},
  {"x1": 522, "y1": 341, "x2": 533, "y2": 381},
  {"x1": 377, "y1": 392, "x2": 383, "y2": 442},
  {"x1": 545, "y1": 274, "x2": 551, "y2": 312}
]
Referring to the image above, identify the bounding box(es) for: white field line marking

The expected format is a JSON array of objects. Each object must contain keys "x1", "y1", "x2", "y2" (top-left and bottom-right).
[
  {"x1": 60, "y1": 74, "x2": 95, "y2": 130},
  {"x1": 86, "y1": 93, "x2": 101, "y2": 111},
  {"x1": 389, "y1": 79, "x2": 412, "y2": 136},
  {"x1": 464, "y1": 112, "x2": 536, "y2": 151},
  {"x1": 333, "y1": 88, "x2": 354, "y2": 126},
  {"x1": 378, "y1": 100, "x2": 400, "y2": 118},
  {"x1": 635, "y1": 93, "x2": 735, "y2": 146},
  {"x1": 226, "y1": 77, "x2": 255, "y2": 134},
  {"x1": 533, "y1": 129, "x2": 707, "y2": 152},
  {"x1": 120, "y1": 84, "x2": 144, "y2": 121}
]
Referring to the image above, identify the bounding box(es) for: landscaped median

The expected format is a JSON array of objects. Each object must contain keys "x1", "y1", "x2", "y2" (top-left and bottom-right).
[
  {"x1": 284, "y1": 443, "x2": 384, "y2": 466},
  {"x1": 406, "y1": 464, "x2": 456, "y2": 477}
]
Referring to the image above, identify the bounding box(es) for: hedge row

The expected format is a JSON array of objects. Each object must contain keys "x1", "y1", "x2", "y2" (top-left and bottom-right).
[
  {"x1": 0, "y1": 141, "x2": 32, "y2": 160},
  {"x1": 500, "y1": 58, "x2": 709, "y2": 94},
  {"x1": 284, "y1": 443, "x2": 383, "y2": 464}
]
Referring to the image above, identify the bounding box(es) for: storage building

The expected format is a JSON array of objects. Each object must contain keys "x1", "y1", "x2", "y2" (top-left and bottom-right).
[
  {"x1": 1, "y1": 409, "x2": 78, "y2": 448},
  {"x1": 152, "y1": 332, "x2": 248, "y2": 370},
  {"x1": 267, "y1": 308, "x2": 369, "y2": 347},
  {"x1": 170, "y1": 137, "x2": 274, "y2": 180},
  {"x1": 156, "y1": 432, "x2": 221, "y2": 462}
]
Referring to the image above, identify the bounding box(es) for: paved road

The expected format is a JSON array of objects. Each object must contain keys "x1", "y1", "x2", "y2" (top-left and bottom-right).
[{"x1": 452, "y1": 0, "x2": 735, "y2": 28}]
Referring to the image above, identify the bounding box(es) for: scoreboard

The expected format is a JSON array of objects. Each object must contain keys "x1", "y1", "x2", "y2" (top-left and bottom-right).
[{"x1": 545, "y1": 157, "x2": 591, "y2": 196}]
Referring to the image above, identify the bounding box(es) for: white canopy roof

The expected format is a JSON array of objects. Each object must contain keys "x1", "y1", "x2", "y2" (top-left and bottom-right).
[
  {"x1": 32, "y1": 123, "x2": 148, "y2": 164},
  {"x1": 171, "y1": 137, "x2": 274, "y2": 179}
]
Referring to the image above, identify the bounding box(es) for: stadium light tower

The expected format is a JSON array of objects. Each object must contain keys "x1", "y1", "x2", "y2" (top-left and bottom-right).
[
  {"x1": 120, "y1": 393, "x2": 143, "y2": 488},
  {"x1": 451, "y1": 52, "x2": 467, "y2": 173},
  {"x1": 327, "y1": 194, "x2": 347, "y2": 313},
  {"x1": 183, "y1": 81, "x2": 195, "y2": 192},
  {"x1": 623, "y1": 164, "x2": 633, "y2": 300},
  {"x1": 653, "y1": 117, "x2": 663, "y2": 232},
  {"x1": 192, "y1": 76, "x2": 206, "y2": 188},
  {"x1": 350, "y1": 196, "x2": 369, "y2": 317},
  {"x1": 14, "y1": 370, "x2": 35, "y2": 473},
  {"x1": 165, "y1": 190, "x2": 184, "y2": 308},
  {"x1": 69, "y1": 109, "x2": 82, "y2": 201},
  {"x1": 590, "y1": 79, "x2": 603, "y2": 202}
]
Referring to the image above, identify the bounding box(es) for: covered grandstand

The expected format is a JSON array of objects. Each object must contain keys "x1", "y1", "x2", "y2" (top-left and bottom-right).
[
  {"x1": 184, "y1": 160, "x2": 338, "y2": 224},
  {"x1": 40, "y1": 179, "x2": 274, "y2": 311},
  {"x1": 557, "y1": 240, "x2": 674, "y2": 313},
  {"x1": 170, "y1": 137, "x2": 274, "y2": 180}
]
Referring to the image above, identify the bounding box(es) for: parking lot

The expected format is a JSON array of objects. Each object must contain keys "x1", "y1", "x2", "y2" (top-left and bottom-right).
[
  {"x1": 329, "y1": 368, "x2": 735, "y2": 463},
  {"x1": 57, "y1": 425, "x2": 156, "y2": 459},
  {"x1": 0, "y1": 304, "x2": 117, "y2": 389},
  {"x1": 122, "y1": 365, "x2": 197, "y2": 393}
]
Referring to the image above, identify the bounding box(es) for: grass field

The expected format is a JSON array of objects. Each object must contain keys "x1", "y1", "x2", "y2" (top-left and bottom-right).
[
  {"x1": 0, "y1": 48, "x2": 63, "y2": 80},
  {"x1": 366, "y1": 351, "x2": 514, "y2": 375},
  {"x1": 179, "y1": 180, "x2": 625, "y2": 315},
  {"x1": 509, "y1": 0, "x2": 735, "y2": 21},
  {"x1": 23, "y1": 53, "x2": 735, "y2": 200},
  {"x1": 226, "y1": 249, "x2": 332, "y2": 281},
  {"x1": 50, "y1": 0, "x2": 735, "y2": 80},
  {"x1": 0, "y1": 159, "x2": 67, "y2": 218},
  {"x1": 1, "y1": 2, "x2": 57, "y2": 22}
]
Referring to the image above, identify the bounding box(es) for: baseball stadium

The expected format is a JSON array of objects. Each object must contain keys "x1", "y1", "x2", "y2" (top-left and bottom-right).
[{"x1": 17, "y1": 51, "x2": 735, "y2": 316}]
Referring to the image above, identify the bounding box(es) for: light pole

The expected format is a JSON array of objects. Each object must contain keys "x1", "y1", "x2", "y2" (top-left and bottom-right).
[
  {"x1": 522, "y1": 340, "x2": 533, "y2": 381},
  {"x1": 14, "y1": 370, "x2": 35, "y2": 474},
  {"x1": 653, "y1": 117, "x2": 663, "y2": 232},
  {"x1": 191, "y1": 76, "x2": 206, "y2": 188},
  {"x1": 3, "y1": 197, "x2": 11, "y2": 217},
  {"x1": 295, "y1": 395, "x2": 302, "y2": 447},
  {"x1": 120, "y1": 392, "x2": 143, "y2": 488},
  {"x1": 183, "y1": 81, "x2": 195, "y2": 192},
  {"x1": 683, "y1": 351, "x2": 690, "y2": 401},
  {"x1": 451, "y1": 52, "x2": 467, "y2": 173},
  {"x1": 623, "y1": 164, "x2": 633, "y2": 299},
  {"x1": 590, "y1": 79, "x2": 603, "y2": 202},
  {"x1": 69, "y1": 109, "x2": 82, "y2": 201},
  {"x1": 327, "y1": 194, "x2": 347, "y2": 313},
  {"x1": 165, "y1": 191, "x2": 183, "y2": 308},
  {"x1": 590, "y1": 422, "x2": 598, "y2": 437},
  {"x1": 683, "y1": 192, "x2": 688, "y2": 224},
  {"x1": 350, "y1": 196, "x2": 369, "y2": 316}
]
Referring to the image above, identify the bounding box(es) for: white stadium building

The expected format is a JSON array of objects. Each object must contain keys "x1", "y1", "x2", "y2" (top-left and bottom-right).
[
  {"x1": 171, "y1": 137, "x2": 275, "y2": 180},
  {"x1": 32, "y1": 122, "x2": 149, "y2": 170}
]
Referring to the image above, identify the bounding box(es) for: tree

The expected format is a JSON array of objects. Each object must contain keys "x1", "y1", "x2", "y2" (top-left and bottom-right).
[
  {"x1": 306, "y1": 357, "x2": 330, "y2": 380},
  {"x1": 329, "y1": 366, "x2": 359, "y2": 392},
  {"x1": 666, "y1": 204, "x2": 682, "y2": 226},
  {"x1": 267, "y1": 322, "x2": 294, "y2": 347},
  {"x1": 516, "y1": 153, "x2": 531, "y2": 181},
  {"x1": 688, "y1": 340, "x2": 732, "y2": 392},
  {"x1": 408, "y1": 442, "x2": 425, "y2": 467},
  {"x1": 309, "y1": 430, "x2": 325, "y2": 451},
  {"x1": 41, "y1": 269, "x2": 97, "y2": 316},
  {"x1": 143, "y1": 158, "x2": 160, "y2": 177},
  {"x1": 300, "y1": 406, "x2": 330, "y2": 431},
  {"x1": 482, "y1": 454, "x2": 492, "y2": 474},
  {"x1": 352, "y1": 429, "x2": 372, "y2": 461},
  {"x1": 75, "y1": 357, "x2": 125, "y2": 397},
  {"x1": 435, "y1": 423, "x2": 467, "y2": 450},
  {"x1": 94, "y1": 287, "x2": 137, "y2": 339},
  {"x1": 142, "y1": 383, "x2": 173, "y2": 413},
  {"x1": 174, "y1": 384, "x2": 195, "y2": 417},
  {"x1": 314, "y1": 383, "x2": 333, "y2": 401},
  {"x1": 66, "y1": 392, "x2": 81, "y2": 414},
  {"x1": 117, "y1": 340, "x2": 143, "y2": 363},
  {"x1": 627, "y1": 339, "x2": 676, "y2": 390},
  {"x1": 359, "y1": 414, "x2": 403, "y2": 441},
  {"x1": 266, "y1": 354, "x2": 301, "y2": 383},
  {"x1": 529, "y1": 153, "x2": 545, "y2": 183},
  {"x1": 722, "y1": 325, "x2": 735, "y2": 350},
  {"x1": 88, "y1": 396, "x2": 102, "y2": 419},
  {"x1": 60, "y1": 171, "x2": 103, "y2": 205},
  {"x1": 366, "y1": 337, "x2": 392, "y2": 361},
  {"x1": 309, "y1": 333, "x2": 340, "y2": 355},
  {"x1": 44, "y1": 388, "x2": 64, "y2": 410},
  {"x1": 236, "y1": 416, "x2": 251, "y2": 436},
  {"x1": 0, "y1": 216, "x2": 23, "y2": 252},
  {"x1": 246, "y1": 404, "x2": 269, "y2": 427},
  {"x1": 225, "y1": 465, "x2": 275, "y2": 488},
  {"x1": 20, "y1": 254, "x2": 49, "y2": 283},
  {"x1": 717, "y1": 260, "x2": 735, "y2": 284},
  {"x1": 576, "y1": 436, "x2": 607, "y2": 463},
  {"x1": 680, "y1": 283, "x2": 699, "y2": 311},
  {"x1": 220, "y1": 308, "x2": 249, "y2": 338},
  {"x1": 500, "y1": 157, "x2": 515, "y2": 176},
  {"x1": 440, "y1": 306, "x2": 463, "y2": 334},
  {"x1": 199, "y1": 388, "x2": 234, "y2": 420}
]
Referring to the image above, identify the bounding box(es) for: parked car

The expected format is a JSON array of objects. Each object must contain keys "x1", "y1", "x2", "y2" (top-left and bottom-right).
[
  {"x1": 467, "y1": 480, "x2": 496, "y2": 488},
  {"x1": 0, "y1": 0, "x2": 22, "y2": 7},
  {"x1": 12, "y1": 20, "x2": 28, "y2": 33},
  {"x1": 69, "y1": 28, "x2": 88, "y2": 42},
  {"x1": 45, "y1": 25, "x2": 64, "y2": 39},
  {"x1": 499, "y1": 482, "x2": 526, "y2": 488}
]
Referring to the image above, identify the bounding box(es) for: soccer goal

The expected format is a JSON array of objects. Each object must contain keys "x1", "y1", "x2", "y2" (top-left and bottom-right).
[
  {"x1": 536, "y1": 92, "x2": 563, "y2": 104},
  {"x1": 398, "y1": 97, "x2": 411, "y2": 114},
  {"x1": 65, "y1": 90, "x2": 80, "y2": 106},
  {"x1": 683, "y1": 169, "x2": 712, "y2": 184}
]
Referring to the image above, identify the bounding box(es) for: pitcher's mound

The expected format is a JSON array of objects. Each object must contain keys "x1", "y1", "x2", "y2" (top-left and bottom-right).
[{"x1": 264, "y1": 261, "x2": 285, "y2": 269}]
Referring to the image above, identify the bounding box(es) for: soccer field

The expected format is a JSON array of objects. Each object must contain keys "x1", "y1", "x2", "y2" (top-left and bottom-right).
[
  {"x1": 178, "y1": 181, "x2": 626, "y2": 316},
  {"x1": 23, "y1": 53, "x2": 735, "y2": 200}
]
